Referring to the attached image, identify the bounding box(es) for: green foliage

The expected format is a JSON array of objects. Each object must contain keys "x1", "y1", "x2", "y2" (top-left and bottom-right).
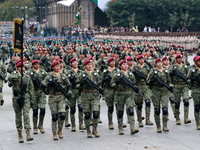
[
  {"x1": 0, "y1": 0, "x2": 35, "y2": 21},
  {"x1": 105, "y1": 0, "x2": 200, "y2": 31}
]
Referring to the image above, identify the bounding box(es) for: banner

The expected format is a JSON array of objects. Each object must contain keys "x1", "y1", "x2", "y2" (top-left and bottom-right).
[
  {"x1": 73, "y1": 6, "x2": 81, "y2": 25},
  {"x1": 12, "y1": 19, "x2": 23, "y2": 53},
  {"x1": 0, "y1": 21, "x2": 13, "y2": 30}
]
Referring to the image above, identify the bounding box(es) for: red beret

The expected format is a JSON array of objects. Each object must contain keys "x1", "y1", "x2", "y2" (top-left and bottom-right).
[
  {"x1": 193, "y1": 55, "x2": 199, "y2": 61},
  {"x1": 57, "y1": 59, "x2": 64, "y2": 63},
  {"x1": 107, "y1": 57, "x2": 115, "y2": 63},
  {"x1": 88, "y1": 57, "x2": 94, "y2": 60},
  {"x1": 16, "y1": 60, "x2": 22, "y2": 65},
  {"x1": 84, "y1": 59, "x2": 91, "y2": 66},
  {"x1": 155, "y1": 58, "x2": 161, "y2": 64},
  {"x1": 37, "y1": 48, "x2": 40, "y2": 51},
  {"x1": 195, "y1": 56, "x2": 200, "y2": 62},
  {"x1": 122, "y1": 45, "x2": 125, "y2": 48},
  {"x1": 147, "y1": 44, "x2": 150, "y2": 47},
  {"x1": 162, "y1": 56, "x2": 169, "y2": 61},
  {"x1": 69, "y1": 58, "x2": 78, "y2": 63},
  {"x1": 32, "y1": 59, "x2": 39, "y2": 65},
  {"x1": 175, "y1": 54, "x2": 183, "y2": 59},
  {"x1": 92, "y1": 46, "x2": 97, "y2": 49},
  {"x1": 128, "y1": 46, "x2": 133, "y2": 49},
  {"x1": 51, "y1": 61, "x2": 59, "y2": 69},
  {"x1": 126, "y1": 56, "x2": 133, "y2": 61},
  {"x1": 181, "y1": 46, "x2": 184, "y2": 49},
  {"x1": 16, "y1": 62, "x2": 24, "y2": 68},
  {"x1": 136, "y1": 55, "x2": 144, "y2": 60},
  {"x1": 172, "y1": 44, "x2": 176, "y2": 47},
  {"x1": 119, "y1": 60, "x2": 127, "y2": 66},
  {"x1": 177, "y1": 45, "x2": 180, "y2": 48},
  {"x1": 106, "y1": 47, "x2": 111, "y2": 51},
  {"x1": 99, "y1": 46, "x2": 105, "y2": 50}
]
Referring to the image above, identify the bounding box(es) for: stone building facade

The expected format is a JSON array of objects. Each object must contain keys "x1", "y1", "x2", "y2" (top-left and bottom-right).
[{"x1": 36, "y1": 0, "x2": 108, "y2": 30}]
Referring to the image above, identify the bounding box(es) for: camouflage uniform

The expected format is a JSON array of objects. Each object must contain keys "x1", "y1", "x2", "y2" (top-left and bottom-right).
[
  {"x1": 0, "y1": 62, "x2": 6, "y2": 105},
  {"x1": 111, "y1": 70, "x2": 138, "y2": 135},
  {"x1": 28, "y1": 68, "x2": 48, "y2": 134},
  {"x1": 8, "y1": 71, "x2": 35, "y2": 142},
  {"x1": 147, "y1": 67, "x2": 172, "y2": 132},
  {"x1": 102, "y1": 67, "x2": 119, "y2": 129},
  {"x1": 65, "y1": 68, "x2": 85, "y2": 131},
  {"x1": 76, "y1": 70, "x2": 101, "y2": 137},
  {"x1": 42, "y1": 72, "x2": 72, "y2": 139},
  {"x1": 169, "y1": 64, "x2": 190, "y2": 124},
  {"x1": 133, "y1": 63, "x2": 153, "y2": 127}
]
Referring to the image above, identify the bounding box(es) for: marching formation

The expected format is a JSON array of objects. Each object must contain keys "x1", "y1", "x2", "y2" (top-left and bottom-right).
[{"x1": 1, "y1": 38, "x2": 200, "y2": 143}]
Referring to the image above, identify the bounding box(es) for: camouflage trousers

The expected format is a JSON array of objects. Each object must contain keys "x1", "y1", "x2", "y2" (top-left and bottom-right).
[
  {"x1": 135, "y1": 85, "x2": 152, "y2": 119},
  {"x1": 0, "y1": 86, "x2": 3, "y2": 100},
  {"x1": 191, "y1": 88, "x2": 200, "y2": 121},
  {"x1": 48, "y1": 94, "x2": 65, "y2": 132},
  {"x1": 104, "y1": 87, "x2": 115, "y2": 125},
  {"x1": 114, "y1": 90, "x2": 135, "y2": 127},
  {"x1": 12, "y1": 94, "x2": 31, "y2": 131},
  {"x1": 33, "y1": 90, "x2": 47, "y2": 129},
  {"x1": 151, "y1": 88, "x2": 169, "y2": 122},
  {"x1": 68, "y1": 89, "x2": 83, "y2": 126},
  {"x1": 81, "y1": 91, "x2": 100, "y2": 129},
  {"x1": 173, "y1": 84, "x2": 189, "y2": 116}
]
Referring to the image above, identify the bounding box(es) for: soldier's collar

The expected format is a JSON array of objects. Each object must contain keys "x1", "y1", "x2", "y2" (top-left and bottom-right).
[
  {"x1": 156, "y1": 67, "x2": 163, "y2": 72},
  {"x1": 176, "y1": 62, "x2": 182, "y2": 68}
]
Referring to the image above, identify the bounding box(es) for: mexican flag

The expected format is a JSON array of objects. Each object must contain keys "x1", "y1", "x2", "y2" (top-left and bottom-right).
[
  {"x1": 73, "y1": 6, "x2": 81, "y2": 25},
  {"x1": 93, "y1": 0, "x2": 111, "y2": 11}
]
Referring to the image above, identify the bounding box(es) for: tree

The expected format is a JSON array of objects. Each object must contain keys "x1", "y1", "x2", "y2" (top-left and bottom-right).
[
  {"x1": 180, "y1": 11, "x2": 194, "y2": 27},
  {"x1": 128, "y1": 13, "x2": 135, "y2": 28},
  {"x1": 169, "y1": 12, "x2": 178, "y2": 32}
]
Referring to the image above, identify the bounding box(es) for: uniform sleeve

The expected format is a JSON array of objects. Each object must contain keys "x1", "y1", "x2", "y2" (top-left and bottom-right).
[
  {"x1": 110, "y1": 73, "x2": 118, "y2": 88},
  {"x1": 146, "y1": 69, "x2": 154, "y2": 84},
  {"x1": 28, "y1": 76, "x2": 36, "y2": 107}
]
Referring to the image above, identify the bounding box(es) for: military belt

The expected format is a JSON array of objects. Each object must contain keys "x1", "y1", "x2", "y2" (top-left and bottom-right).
[
  {"x1": 116, "y1": 88, "x2": 132, "y2": 92},
  {"x1": 152, "y1": 86, "x2": 165, "y2": 90},
  {"x1": 50, "y1": 91, "x2": 63, "y2": 95},
  {"x1": 136, "y1": 81, "x2": 146, "y2": 86},
  {"x1": 82, "y1": 89, "x2": 97, "y2": 93},
  {"x1": 173, "y1": 81, "x2": 187, "y2": 85}
]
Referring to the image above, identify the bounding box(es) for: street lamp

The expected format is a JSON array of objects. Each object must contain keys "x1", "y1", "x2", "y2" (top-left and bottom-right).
[
  {"x1": 20, "y1": 7, "x2": 24, "y2": 19},
  {"x1": 12, "y1": 6, "x2": 18, "y2": 18}
]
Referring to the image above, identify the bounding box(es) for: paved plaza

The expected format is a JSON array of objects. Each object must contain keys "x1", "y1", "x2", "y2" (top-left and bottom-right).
[{"x1": 0, "y1": 55, "x2": 200, "y2": 150}]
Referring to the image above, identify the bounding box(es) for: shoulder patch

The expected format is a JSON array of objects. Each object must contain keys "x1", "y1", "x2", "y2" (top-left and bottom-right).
[
  {"x1": 96, "y1": 70, "x2": 99, "y2": 73},
  {"x1": 185, "y1": 65, "x2": 187, "y2": 68},
  {"x1": 14, "y1": 71, "x2": 17, "y2": 74},
  {"x1": 83, "y1": 74, "x2": 86, "y2": 77},
  {"x1": 30, "y1": 72, "x2": 34, "y2": 75},
  {"x1": 68, "y1": 74, "x2": 71, "y2": 77},
  {"x1": 154, "y1": 71, "x2": 158, "y2": 74},
  {"x1": 94, "y1": 72, "x2": 97, "y2": 75},
  {"x1": 117, "y1": 73, "x2": 121, "y2": 76},
  {"x1": 103, "y1": 69, "x2": 107, "y2": 73},
  {"x1": 165, "y1": 70, "x2": 168, "y2": 73}
]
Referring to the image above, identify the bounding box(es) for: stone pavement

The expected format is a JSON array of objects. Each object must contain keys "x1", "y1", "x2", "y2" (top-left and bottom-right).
[{"x1": 0, "y1": 55, "x2": 200, "y2": 150}]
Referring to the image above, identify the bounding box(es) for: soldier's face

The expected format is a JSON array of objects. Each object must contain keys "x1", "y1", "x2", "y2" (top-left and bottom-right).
[
  {"x1": 17, "y1": 67, "x2": 25, "y2": 73},
  {"x1": 138, "y1": 58, "x2": 144, "y2": 65},
  {"x1": 176, "y1": 57, "x2": 182, "y2": 64},
  {"x1": 80, "y1": 54, "x2": 85, "y2": 59},
  {"x1": 53, "y1": 64, "x2": 60, "y2": 72},
  {"x1": 162, "y1": 59, "x2": 169, "y2": 66},
  {"x1": 134, "y1": 51, "x2": 139, "y2": 56},
  {"x1": 120, "y1": 63, "x2": 128, "y2": 71},
  {"x1": 108, "y1": 60, "x2": 115, "y2": 67},
  {"x1": 71, "y1": 61, "x2": 78, "y2": 68},
  {"x1": 85, "y1": 63, "x2": 93, "y2": 71},
  {"x1": 176, "y1": 50, "x2": 181, "y2": 54},
  {"x1": 147, "y1": 51, "x2": 151, "y2": 57},
  {"x1": 33, "y1": 63, "x2": 39, "y2": 70},
  {"x1": 12, "y1": 55, "x2": 16, "y2": 61},
  {"x1": 127, "y1": 60, "x2": 134, "y2": 67},
  {"x1": 196, "y1": 60, "x2": 200, "y2": 68},
  {"x1": 156, "y1": 61, "x2": 162, "y2": 69}
]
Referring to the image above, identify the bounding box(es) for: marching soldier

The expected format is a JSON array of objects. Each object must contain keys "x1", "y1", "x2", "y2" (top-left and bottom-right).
[
  {"x1": 8, "y1": 60, "x2": 35, "y2": 143},
  {"x1": 42, "y1": 61, "x2": 72, "y2": 140},
  {"x1": 0, "y1": 61, "x2": 7, "y2": 106},
  {"x1": 169, "y1": 54, "x2": 191, "y2": 125},
  {"x1": 110, "y1": 59, "x2": 139, "y2": 135},
  {"x1": 147, "y1": 58, "x2": 173, "y2": 133},
  {"x1": 28, "y1": 60, "x2": 48, "y2": 134}
]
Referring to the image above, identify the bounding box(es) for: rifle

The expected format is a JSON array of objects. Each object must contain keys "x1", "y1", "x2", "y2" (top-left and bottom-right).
[
  {"x1": 52, "y1": 77, "x2": 70, "y2": 98},
  {"x1": 153, "y1": 74, "x2": 178, "y2": 95},
  {"x1": 31, "y1": 73, "x2": 48, "y2": 95},
  {"x1": 42, "y1": 58, "x2": 51, "y2": 71},
  {"x1": 0, "y1": 73, "x2": 8, "y2": 83},
  {"x1": 120, "y1": 75, "x2": 143, "y2": 97},
  {"x1": 84, "y1": 77, "x2": 104, "y2": 95},
  {"x1": 172, "y1": 67, "x2": 187, "y2": 82},
  {"x1": 144, "y1": 60, "x2": 153, "y2": 69},
  {"x1": 195, "y1": 73, "x2": 200, "y2": 87},
  {"x1": 68, "y1": 72, "x2": 76, "y2": 88},
  {"x1": 132, "y1": 68, "x2": 147, "y2": 80}
]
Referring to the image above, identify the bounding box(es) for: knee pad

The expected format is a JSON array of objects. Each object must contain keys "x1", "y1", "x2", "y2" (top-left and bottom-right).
[
  {"x1": 33, "y1": 109, "x2": 38, "y2": 117},
  {"x1": 78, "y1": 104, "x2": 83, "y2": 112},
  {"x1": 145, "y1": 99, "x2": 151, "y2": 107},
  {"x1": 84, "y1": 112, "x2": 90, "y2": 120},
  {"x1": 59, "y1": 112, "x2": 66, "y2": 120},
  {"x1": 194, "y1": 105, "x2": 200, "y2": 113},
  {"x1": 128, "y1": 107, "x2": 134, "y2": 116},
  {"x1": 108, "y1": 106, "x2": 114, "y2": 114},
  {"x1": 70, "y1": 107, "x2": 76, "y2": 114},
  {"x1": 169, "y1": 97, "x2": 175, "y2": 104},
  {"x1": 65, "y1": 102, "x2": 69, "y2": 110},
  {"x1": 40, "y1": 108, "x2": 45, "y2": 115},
  {"x1": 175, "y1": 102, "x2": 180, "y2": 109},
  {"x1": 183, "y1": 99, "x2": 189, "y2": 107},
  {"x1": 162, "y1": 107, "x2": 168, "y2": 115},
  {"x1": 154, "y1": 108, "x2": 160, "y2": 116},
  {"x1": 137, "y1": 103, "x2": 143, "y2": 110},
  {"x1": 52, "y1": 114, "x2": 58, "y2": 122},
  {"x1": 117, "y1": 111, "x2": 124, "y2": 118},
  {"x1": 93, "y1": 111, "x2": 99, "y2": 119},
  {"x1": 0, "y1": 87, "x2": 2, "y2": 92}
]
